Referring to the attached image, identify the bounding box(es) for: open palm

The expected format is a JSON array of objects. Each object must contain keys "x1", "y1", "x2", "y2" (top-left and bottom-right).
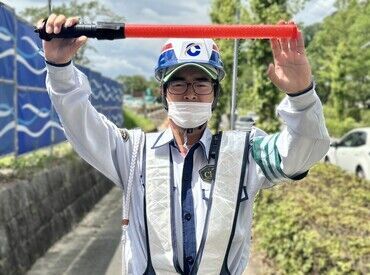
[{"x1": 267, "y1": 22, "x2": 312, "y2": 94}]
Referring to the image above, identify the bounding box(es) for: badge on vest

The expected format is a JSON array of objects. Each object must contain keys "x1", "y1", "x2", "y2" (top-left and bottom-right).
[
  {"x1": 199, "y1": 165, "x2": 215, "y2": 183},
  {"x1": 119, "y1": 128, "x2": 129, "y2": 142}
]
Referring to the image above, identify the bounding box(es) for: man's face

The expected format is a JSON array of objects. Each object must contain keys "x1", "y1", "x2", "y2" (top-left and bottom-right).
[{"x1": 165, "y1": 66, "x2": 215, "y2": 104}]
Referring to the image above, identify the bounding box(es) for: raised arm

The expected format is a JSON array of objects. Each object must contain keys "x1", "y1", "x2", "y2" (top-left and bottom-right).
[
  {"x1": 38, "y1": 15, "x2": 137, "y2": 188},
  {"x1": 251, "y1": 21, "x2": 330, "y2": 187}
]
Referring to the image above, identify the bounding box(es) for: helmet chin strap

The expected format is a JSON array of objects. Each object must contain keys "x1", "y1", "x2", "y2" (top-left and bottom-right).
[
  {"x1": 184, "y1": 124, "x2": 205, "y2": 133},
  {"x1": 181, "y1": 123, "x2": 206, "y2": 151},
  {"x1": 169, "y1": 120, "x2": 206, "y2": 150}
]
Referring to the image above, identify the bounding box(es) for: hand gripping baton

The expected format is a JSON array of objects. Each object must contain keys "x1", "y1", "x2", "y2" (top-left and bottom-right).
[{"x1": 35, "y1": 22, "x2": 299, "y2": 41}]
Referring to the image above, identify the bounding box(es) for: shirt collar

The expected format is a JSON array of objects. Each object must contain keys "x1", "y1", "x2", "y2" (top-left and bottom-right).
[{"x1": 151, "y1": 127, "x2": 213, "y2": 159}]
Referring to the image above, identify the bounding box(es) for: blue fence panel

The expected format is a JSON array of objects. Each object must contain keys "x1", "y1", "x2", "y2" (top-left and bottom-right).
[
  {"x1": 16, "y1": 19, "x2": 46, "y2": 88},
  {"x1": 0, "y1": 82, "x2": 15, "y2": 155},
  {"x1": 17, "y1": 90, "x2": 53, "y2": 154},
  {"x1": 0, "y1": 5, "x2": 15, "y2": 80},
  {"x1": 89, "y1": 70, "x2": 103, "y2": 109},
  {"x1": 0, "y1": 2, "x2": 125, "y2": 157}
]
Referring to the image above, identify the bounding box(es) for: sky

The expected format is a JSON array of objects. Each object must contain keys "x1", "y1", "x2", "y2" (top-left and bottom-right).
[{"x1": 2, "y1": 0, "x2": 337, "y2": 80}]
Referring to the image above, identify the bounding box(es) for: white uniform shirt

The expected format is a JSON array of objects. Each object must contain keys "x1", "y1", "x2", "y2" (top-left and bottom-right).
[{"x1": 46, "y1": 63, "x2": 330, "y2": 274}]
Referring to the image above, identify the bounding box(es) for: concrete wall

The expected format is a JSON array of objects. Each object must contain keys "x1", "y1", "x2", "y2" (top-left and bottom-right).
[{"x1": 0, "y1": 156, "x2": 115, "y2": 275}]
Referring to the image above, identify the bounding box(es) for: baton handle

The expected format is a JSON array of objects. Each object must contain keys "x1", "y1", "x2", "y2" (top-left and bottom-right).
[
  {"x1": 35, "y1": 22, "x2": 298, "y2": 41},
  {"x1": 35, "y1": 22, "x2": 125, "y2": 41}
]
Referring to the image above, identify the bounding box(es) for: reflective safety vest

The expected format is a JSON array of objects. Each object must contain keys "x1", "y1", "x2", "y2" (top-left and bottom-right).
[{"x1": 144, "y1": 130, "x2": 251, "y2": 274}]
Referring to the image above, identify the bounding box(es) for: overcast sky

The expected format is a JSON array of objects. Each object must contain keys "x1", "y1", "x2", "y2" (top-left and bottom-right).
[{"x1": 2, "y1": 0, "x2": 336, "y2": 79}]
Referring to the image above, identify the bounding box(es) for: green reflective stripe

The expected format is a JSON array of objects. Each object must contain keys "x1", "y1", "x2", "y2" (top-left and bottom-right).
[
  {"x1": 253, "y1": 133, "x2": 289, "y2": 183},
  {"x1": 252, "y1": 136, "x2": 272, "y2": 182},
  {"x1": 262, "y1": 134, "x2": 279, "y2": 180},
  {"x1": 267, "y1": 134, "x2": 287, "y2": 180},
  {"x1": 273, "y1": 134, "x2": 288, "y2": 178}
]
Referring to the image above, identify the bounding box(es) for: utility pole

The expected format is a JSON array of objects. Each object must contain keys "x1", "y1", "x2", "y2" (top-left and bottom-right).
[
  {"x1": 230, "y1": 0, "x2": 241, "y2": 130},
  {"x1": 48, "y1": 0, "x2": 52, "y2": 14}
]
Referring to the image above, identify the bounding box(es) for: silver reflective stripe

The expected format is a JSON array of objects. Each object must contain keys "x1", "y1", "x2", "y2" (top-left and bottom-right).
[
  {"x1": 197, "y1": 131, "x2": 247, "y2": 274},
  {"x1": 145, "y1": 133, "x2": 177, "y2": 274}
]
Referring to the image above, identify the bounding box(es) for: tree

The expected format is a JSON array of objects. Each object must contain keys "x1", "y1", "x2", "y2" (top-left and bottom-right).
[
  {"x1": 239, "y1": 0, "x2": 306, "y2": 132},
  {"x1": 116, "y1": 75, "x2": 148, "y2": 95},
  {"x1": 209, "y1": 0, "x2": 248, "y2": 131},
  {"x1": 210, "y1": 0, "x2": 306, "y2": 132},
  {"x1": 21, "y1": 0, "x2": 124, "y2": 65},
  {"x1": 307, "y1": 0, "x2": 370, "y2": 120}
]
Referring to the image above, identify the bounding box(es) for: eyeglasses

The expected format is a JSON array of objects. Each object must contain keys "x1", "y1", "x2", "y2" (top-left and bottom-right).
[{"x1": 167, "y1": 80, "x2": 214, "y2": 95}]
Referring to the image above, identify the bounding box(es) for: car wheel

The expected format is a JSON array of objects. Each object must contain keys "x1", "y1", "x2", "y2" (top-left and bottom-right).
[
  {"x1": 356, "y1": 166, "x2": 365, "y2": 179},
  {"x1": 324, "y1": 156, "x2": 330, "y2": 163}
]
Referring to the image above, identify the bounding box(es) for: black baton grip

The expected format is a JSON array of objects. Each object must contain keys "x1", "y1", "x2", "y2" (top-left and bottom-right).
[{"x1": 34, "y1": 21, "x2": 125, "y2": 41}]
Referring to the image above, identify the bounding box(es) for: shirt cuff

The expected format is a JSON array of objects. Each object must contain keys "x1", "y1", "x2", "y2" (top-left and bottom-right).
[
  {"x1": 286, "y1": 81, "x2": 314, "y2": 97},
  {"x1": 45, "y1": 59, "x2": 72, "y2": 67},
  {"x1": 45, "y1": 60, "x2": 75, "y2": 82},
  {"x1": 281, "y1": 83, "x2": 317, "y2": 112}
]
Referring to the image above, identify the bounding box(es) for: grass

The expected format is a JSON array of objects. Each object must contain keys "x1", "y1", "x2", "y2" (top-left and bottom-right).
[{"x1": 0, "y1": 142, "x2": 76, "y2": 183}]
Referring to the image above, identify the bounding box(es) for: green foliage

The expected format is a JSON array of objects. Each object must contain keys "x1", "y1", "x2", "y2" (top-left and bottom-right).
[
  {"x1": 123, "y1": 108, "x2": 156, "y2": 132},
  {"x1": 324, "y1": 105, "x2": 367, "y2": 137},
  {"x1": 20, "y1": 0, "x2": 124, "y2": 65},
  {"x1": 253, "y1": 163, "x2": 370, "y2": 274},
  {"x1": 307, "y1": 0, "x2": 370, "y2": 121},
  {"x1": 209, "y1": 0, "x2": 241, "y2": 131},
  {"x1": 210, "y1": 0, "x2": 307, "y2": 133},
  {"x1": 116, "y1": 75, "x2": 158, "y2": 96}
]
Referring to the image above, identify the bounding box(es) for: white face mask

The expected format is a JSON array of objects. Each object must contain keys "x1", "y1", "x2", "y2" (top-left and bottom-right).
[{"x1": 168, "y1": 101, "x2": 213, "y2": 129}]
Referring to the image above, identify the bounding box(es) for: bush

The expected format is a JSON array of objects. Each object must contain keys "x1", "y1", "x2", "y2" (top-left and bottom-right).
[
  {"x1": 323, "y1": 106, "x2": 365, "y2": 138},
  {"x1": 325, "y1": 116, "x2": 360, "y2": 138},
  {"x1": 253, "y1": 163, "x2": 370, "y2": 274}
]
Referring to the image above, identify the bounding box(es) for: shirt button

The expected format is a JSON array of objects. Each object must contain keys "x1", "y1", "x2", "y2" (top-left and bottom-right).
[
  {"x1": 184, "y1": 213, "x2": 192, "y2": 221},
  {"x1": 186, "y1": 256, "x2": 194, "y2": 265}
]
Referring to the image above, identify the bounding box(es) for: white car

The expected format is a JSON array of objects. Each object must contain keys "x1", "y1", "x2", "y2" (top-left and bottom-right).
[{"x1": 325, "y1": 127, "x2": 370, "y2": 179}]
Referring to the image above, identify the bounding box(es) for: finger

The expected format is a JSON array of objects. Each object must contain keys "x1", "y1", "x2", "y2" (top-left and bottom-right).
[
  {"x1": 270, "y1": 39, "x2": 281, "y2": 60},
  {"x1": 36, "y1": 18, "x2": 45, "y2": 29},
  {"x1": 296, "y1": 30, "x2": 306, "y2": 54},
  {"x1": 280, "y1": 38, "x2": 289, "y2": 52},
  {"x1": 290, "y1": 36, "x2": 297, "y2": 52},
  {"x1": 267, "y1": 63, "x2": 279, "y2": 84},
  {"x1": 65, "y1": 16, "x2": 80, "y2": 28},
  {"x1": 288, "y1": 21, "x2": 297, "y2": 51},
  {"x1": 72, "y1": 35, "x2": 88, "y2": 50},
  {"x1": 279, "y1": 21, "x2": 289, "y2": 52},
  {"x1": 46, "y1": 13, "x2": 57, "y2": 34},
  {"x1": 53, "y1": 14, "x2": 66, "y2": 34}
]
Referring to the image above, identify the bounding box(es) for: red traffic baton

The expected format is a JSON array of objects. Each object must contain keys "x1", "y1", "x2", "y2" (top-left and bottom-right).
[{"x1": 35, "y1": 22, "x2": 299, "y2": 41}]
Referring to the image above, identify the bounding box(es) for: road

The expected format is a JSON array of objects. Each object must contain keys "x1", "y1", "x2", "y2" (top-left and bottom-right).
[{"x1": 27, "y1": 186, "x2": 262, "y2": 275}]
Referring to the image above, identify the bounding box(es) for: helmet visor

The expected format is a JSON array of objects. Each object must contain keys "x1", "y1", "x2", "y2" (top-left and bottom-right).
[{"x1": 162, "y1": 63, "x2": 218, "y2": 83}]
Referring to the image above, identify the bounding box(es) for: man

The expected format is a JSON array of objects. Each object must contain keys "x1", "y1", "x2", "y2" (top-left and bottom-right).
[{"x1": 38, "y1": 15, "x2": 330, "y2": 275}]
